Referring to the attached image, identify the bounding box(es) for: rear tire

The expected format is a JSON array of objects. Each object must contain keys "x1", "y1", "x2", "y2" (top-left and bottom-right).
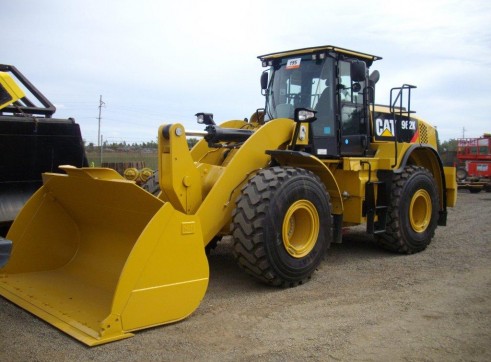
[
  {"x1": 469, "y1": 187, "x2": 482, "y2": 194},
  {"x1": 231, "y1": 167, "x2": 331, "y2": 287},
  {"x1": 375, "y1": 165, "x2": 439, "y2": 254},
  {"x1": 456, "y1": 168, "x2": 467, "y2": 181}
]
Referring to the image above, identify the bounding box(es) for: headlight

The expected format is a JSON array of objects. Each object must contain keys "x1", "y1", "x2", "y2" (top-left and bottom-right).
[
  {"x1": 294, "y1": 108, "x2": 317, "y2": 123},
  {"x1": 195, "y1": 112, "x2": 215, "y2": 125}
]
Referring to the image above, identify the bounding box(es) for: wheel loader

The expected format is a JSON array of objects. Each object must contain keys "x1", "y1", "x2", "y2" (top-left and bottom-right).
[
  {"x1": 0, "y1": 65, "x2": 87, "y2": 236},
  {"x1": 0, "y1": 46, "x2": 457, "y2": 346}
]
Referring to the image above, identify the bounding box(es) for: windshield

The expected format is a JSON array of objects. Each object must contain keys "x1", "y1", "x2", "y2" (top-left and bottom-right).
[{"x1": 264, "y1": 56, "x2": 334, "y2": 121}]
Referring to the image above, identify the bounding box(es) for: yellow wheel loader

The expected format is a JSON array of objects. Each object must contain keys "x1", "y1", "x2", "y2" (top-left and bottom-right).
[{"x1": 0, "y1": 46, "x2": 457, "y2": 346}]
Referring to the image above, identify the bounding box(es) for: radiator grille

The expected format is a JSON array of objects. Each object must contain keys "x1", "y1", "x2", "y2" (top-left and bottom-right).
[{"x1": 419, "y1": 123, "x2": 428, "y2": 144}]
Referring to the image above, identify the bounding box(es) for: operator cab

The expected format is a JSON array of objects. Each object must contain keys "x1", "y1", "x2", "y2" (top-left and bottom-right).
[{"x1": 258, "y1": 46, "x2": 381, "y2": 158}]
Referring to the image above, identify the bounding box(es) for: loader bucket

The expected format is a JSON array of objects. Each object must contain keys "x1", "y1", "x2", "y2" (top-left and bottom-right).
[{"x1": 0, "y1": 167, "x2": 209, "y2": 346}]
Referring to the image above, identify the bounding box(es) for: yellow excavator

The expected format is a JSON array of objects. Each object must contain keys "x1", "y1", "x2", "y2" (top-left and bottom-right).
[{"x1": 0, "y1": 46, "x2": 457, "y2": 346}]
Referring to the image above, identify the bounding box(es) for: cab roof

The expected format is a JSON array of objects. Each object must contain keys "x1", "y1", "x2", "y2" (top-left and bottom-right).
[{"x1": 258, "y1": 45, "x2": 382, "y2": 63}]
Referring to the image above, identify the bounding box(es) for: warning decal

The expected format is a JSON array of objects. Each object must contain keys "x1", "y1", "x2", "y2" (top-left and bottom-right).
[{"x1": 286, "y1": 58, "x2": 301, "y2": 69}]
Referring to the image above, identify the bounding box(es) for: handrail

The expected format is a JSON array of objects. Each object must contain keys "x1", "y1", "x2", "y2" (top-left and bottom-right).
[
  {"x1": 389, "y1": 84, "x2": 417, "y2": 168},
  {"x1": 0, "y1": 64, "x2": 56, "y2": 118}
]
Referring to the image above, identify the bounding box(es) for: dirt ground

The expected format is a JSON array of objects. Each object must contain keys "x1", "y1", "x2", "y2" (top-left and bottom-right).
[{"x1": 1, "y1": 190, "x2": 490, "y2": 361}]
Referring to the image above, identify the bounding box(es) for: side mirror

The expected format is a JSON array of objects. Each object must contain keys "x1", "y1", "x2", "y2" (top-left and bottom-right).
[
  {"x1": 369, "y1": 70, "x2": 380, "y2": 85},
  {"x1": 368, "y1": 70, "x2": 380, "y2": 103},
  {"x1": 351, "y1": 60, "x2": 366, "y2": 82},
  {"x1": 260, "y1": 71, "x2": 268, "y2": 90}
]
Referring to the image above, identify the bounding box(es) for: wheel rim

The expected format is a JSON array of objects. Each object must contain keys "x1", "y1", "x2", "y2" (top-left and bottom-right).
[
  {"x1": 409, "y1": 189, "x2": 432, "y2": 233},
  {"x1": 282, "y1": 200, "x2": 320, "y2": 258}
]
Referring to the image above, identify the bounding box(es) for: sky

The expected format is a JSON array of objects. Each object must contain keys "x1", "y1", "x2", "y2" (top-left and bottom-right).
[{"x1": 3, "y1": 0, "x2": 490, "y2": 144}]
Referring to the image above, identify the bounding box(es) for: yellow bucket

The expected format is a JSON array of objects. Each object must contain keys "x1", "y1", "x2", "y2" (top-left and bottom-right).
[{"x1": 0, "y1": 167, "x2": 209, "y2": 346}]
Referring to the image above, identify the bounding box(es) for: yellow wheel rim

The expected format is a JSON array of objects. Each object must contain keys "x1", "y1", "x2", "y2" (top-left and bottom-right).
[
  {"x1": 123, "y1": 167, "x2": 139, "y2": 181},
  {"x1": 409, "y1": 189, "x2": 432, "y2": 233},
  {"x1": 282, "y1": 200, "x2": 320, "y2": 258}
]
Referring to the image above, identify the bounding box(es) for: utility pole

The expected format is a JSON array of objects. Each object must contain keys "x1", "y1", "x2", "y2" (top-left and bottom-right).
[
  {"x1": 100, "y1": 134, "x2": 103, "y2": 166},
  {"x1": 97, "y1": 95, "x2": 105, "y2": 147},
  {"x1": 462, "y1": 127, "x2": 466, "y2": 138}
]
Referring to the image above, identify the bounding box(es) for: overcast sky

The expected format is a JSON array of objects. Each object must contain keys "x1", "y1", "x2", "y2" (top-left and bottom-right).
[{"x1": 3, "y1": 0, "x2": 490, "y2": 144}]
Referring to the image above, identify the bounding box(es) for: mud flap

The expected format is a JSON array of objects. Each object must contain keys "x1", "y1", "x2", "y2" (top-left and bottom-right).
[{"x1": 0, "y1": 167, "x2": 209, "y2": 346}]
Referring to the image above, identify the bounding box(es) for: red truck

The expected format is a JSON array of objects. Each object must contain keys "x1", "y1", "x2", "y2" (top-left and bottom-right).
[{"x1": 456, "y1": 134, "x2": 491, "y2": 192}]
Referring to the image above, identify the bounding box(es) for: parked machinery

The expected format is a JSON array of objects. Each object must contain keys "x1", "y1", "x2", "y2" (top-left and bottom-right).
[
  {"x1": 456, "y1": 134, "x2": 491, "y2": 192},
  {"x1": 0, "y1": 46, "x2": 457, "y2": 345},
  {"x1": 0, "y1": 65, "x2": 87, "y2": 235}
]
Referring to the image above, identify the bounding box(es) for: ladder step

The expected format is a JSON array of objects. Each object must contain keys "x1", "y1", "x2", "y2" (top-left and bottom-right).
[{"x1": 365, "y1": 180, "x2": 389, "y2": 235}]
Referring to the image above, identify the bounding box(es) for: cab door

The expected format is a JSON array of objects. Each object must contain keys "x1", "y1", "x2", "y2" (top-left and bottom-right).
[
  {"x1": 310, "y1": 57, "x2": 338, "y2": 157},
  {"x1": 338, "y1": 60, "x2": 369, "y2": 156}
]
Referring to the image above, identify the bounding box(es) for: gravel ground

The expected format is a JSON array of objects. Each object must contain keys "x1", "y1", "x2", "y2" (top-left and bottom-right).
[{"x1": 1, "y1": 190, "x2": 490, "y2": 361}]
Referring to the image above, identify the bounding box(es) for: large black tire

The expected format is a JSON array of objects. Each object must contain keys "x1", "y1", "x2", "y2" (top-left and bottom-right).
[
  {"x1": 375, "y1": 165, "x2": 439, "y2": 254},
  {"x1": 231, "y1": 167, "x2": 331, "y2": 287}
]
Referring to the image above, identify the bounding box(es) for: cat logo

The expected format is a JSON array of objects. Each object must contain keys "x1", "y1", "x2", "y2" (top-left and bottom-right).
[{"x1": 375, "y1": 118, "x2": 395, "y2": 138}]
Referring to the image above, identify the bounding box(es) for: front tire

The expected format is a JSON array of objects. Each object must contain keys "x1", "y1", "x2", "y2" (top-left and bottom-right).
[
  {"x1": 375, "y1": 165, "x2": 439, "y2": 254},
  {"x1": 231, "y1": 167, "x2": 331, "y2": 287}
]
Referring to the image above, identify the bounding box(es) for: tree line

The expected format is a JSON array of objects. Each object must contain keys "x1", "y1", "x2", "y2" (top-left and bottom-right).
[
  {"x1": 84, "y1": 137, "x2": 459, "y2": 154},
  {"x1": 84, "y1": 138, "x2": 200, "y2": 151}
]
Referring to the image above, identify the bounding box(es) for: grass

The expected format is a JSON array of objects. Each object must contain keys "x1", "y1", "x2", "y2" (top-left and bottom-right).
[{"x1": 86, "y1": 151, "x2": 158, "y2": 171}]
